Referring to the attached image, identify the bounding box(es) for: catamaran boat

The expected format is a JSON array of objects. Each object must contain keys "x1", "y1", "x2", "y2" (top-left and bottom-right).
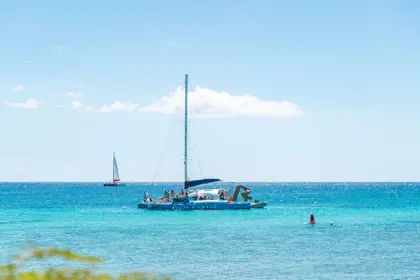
[
  {"x1": 103, "y1": 152, "x2": 126, "y2": 187},
  {"x1": 138, "y1": 74, "x2": 267, "y2": 210}
]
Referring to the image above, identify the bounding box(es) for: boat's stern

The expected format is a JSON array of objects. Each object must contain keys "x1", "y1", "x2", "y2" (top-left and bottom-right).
[{"x1": 138, "y1": 202, "x2": 148, "y2": 209}]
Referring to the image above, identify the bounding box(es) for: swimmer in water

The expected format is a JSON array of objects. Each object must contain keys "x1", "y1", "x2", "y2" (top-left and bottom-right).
[{"x1": 309, "y1": 213, "x2": 316, "y2": 224}]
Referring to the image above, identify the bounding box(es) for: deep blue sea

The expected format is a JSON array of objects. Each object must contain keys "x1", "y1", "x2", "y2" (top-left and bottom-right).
[{"x1": 1, "y1": 182, "x2": 419, "y2": 279}]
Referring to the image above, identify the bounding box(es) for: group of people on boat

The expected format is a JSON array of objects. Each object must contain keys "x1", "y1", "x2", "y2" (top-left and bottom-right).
[
  {"x1": 143, "y1": 189, "x2": 231, "y2": 204},
  {"x1": 143, "y1": 189, "x2": 186, "y2": 204}
]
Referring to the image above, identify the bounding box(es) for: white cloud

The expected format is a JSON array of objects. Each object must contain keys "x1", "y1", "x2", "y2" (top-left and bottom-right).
[
  {"x1": 4, "y1": 99, "x2": 40, "y2": 109},
  {"x1": 10, "y1": 85, "x2": 25, "y2": 92},
  {"x1": 55, "y1": 101, "x2": 83, "y2": 110},
  {"x1": 71, "y1": 101, "x2": 82, "y2": 109},
  {"x1": 55, "y1": 101, "x2": 93, "y2": 112},
  {"x1": 23, "y1": 60, "x2": 34, "y2": 64},
  {"x1": 140, "y1": 86, "x2": 303, "y2": 118},
  {"x1": 64, "y1": 92, "x2": 83, "y2": 98},
  {"x1": 99, "y1": 101, "x2": 139, "y2": 113},
  {"x1": 14, "y1": 166, "x2": 33, "y2": 172}
]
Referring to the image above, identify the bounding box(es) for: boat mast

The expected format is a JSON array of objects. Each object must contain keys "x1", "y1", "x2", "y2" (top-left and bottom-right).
[
  {"x1": 112, "y1": 152, "x2": 115, "y2": 183},
  {"x1": 184, "y1": 74, "x2": 188, "y2": 189}
]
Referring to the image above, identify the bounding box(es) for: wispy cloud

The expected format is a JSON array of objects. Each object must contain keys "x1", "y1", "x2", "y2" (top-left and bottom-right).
[
  {"x1": 166, "y1": 41, "x2": 177, "y2": 48},
  {"x1": 23, "y1": 60, "x2": 34, "y2": 64},
  {"x1": 53, "y1": 45, "x2": 69, "y2": 54},
  {"x1": 62, "y1": 164, "x2": 72, "y2": 170},
  {"x1": 4, "y1": 99, "x2": 40, "y2": 109},
  {"x1": 140, "y1": 86, "x2": 303, "y2": 118},
  {"x1": 164, "y1": 40, "x2": 190, "y2": 49},
  {"x1": 64, "y1": 92, "x2": 83, "y2": 98},
  {"x1": 56, "y1": 100, "x2": 137, "y2": 113},
  {"x1": 71, "y1": 101, "x2": 82, "y2": 109},
  {"x1": 14, "y1": 166, "x2": 33, "y2": 172},
  {"x1": 54, "y1": 86, "x2": 302, "y2": 118},
  {"x1": 56, "y1": 101, "x2": 93, "y2": 112},
  {"x1": 10, "y1": 85, "x2": 25, "y2": 92},
  {"x1": 98, "y1": 101, "x2": 139, "y2": 113}
]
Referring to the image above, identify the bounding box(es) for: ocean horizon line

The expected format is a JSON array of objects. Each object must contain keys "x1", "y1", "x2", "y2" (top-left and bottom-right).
[{"x1": 1, "y1": 181, "x2": 419, "y2": 184}]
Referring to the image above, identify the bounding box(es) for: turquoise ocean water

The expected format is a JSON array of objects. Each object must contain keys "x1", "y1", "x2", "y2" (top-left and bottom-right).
[{"x1": 1, "y1": 182, "x2": 419, "y2": 279}]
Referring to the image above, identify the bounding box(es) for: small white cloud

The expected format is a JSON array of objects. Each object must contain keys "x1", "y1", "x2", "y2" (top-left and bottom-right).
[
  {"x1": 64, "y1": 92, "x2": 83, "y2": 98},
  {"x1": 4, "y1": 99, "x2": 40, "y2": 109},
  {"x1": 15, "y1": 166, "x2": 33, "y2": 172},
  {"x1": 23, "y1": 60, "x2": 34, "y2": 64},
  {"x1": 99, "y1": 101, "x2": 139, "y2": 113},
  {"x1": 10, "y1": 85, "x2": 25, "y2": 92},
  {"x1": 56, "y1": 101, "x2": 93, "y2": 112},
  {"x1": 140, "y1": 86, "x2": 303, "y2": 118},
  {"x1": 71, "y1": 101, "x2": 82, "y2": 109}
]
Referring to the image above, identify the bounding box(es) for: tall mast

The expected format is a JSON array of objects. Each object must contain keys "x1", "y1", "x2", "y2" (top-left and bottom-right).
[
  {"x1": 112, "y1": 152, "x2": 115, "y2": 182},
  {"x1": 184, "y1": 74, "x2": 188, "y2": 189}
]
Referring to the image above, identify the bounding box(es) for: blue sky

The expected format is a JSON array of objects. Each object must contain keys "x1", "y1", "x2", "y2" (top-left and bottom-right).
[{"x1": 1, "y1": 0, "x2": 420, "y2": 182}]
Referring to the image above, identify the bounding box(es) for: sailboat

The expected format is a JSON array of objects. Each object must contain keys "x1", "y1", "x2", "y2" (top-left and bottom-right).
[
  {"x1": 103, "y1": 152, "x2": 126, "y2": 187},
  {"x1": 139, "y1": 74, "x2": 266, "y2": 210}
]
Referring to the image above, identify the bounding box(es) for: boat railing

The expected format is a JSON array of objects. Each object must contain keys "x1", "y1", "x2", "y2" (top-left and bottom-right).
[{"x1": 141, "y1": 195, "x2": 237, "y2": 205}]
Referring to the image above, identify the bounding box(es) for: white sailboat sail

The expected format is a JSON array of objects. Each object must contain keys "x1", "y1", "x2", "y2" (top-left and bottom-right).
[{"x1": 113, "y1": 153, "x2": 120, "y2": 182}]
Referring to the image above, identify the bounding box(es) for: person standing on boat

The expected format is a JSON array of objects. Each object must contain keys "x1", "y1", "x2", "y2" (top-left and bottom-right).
[
  {"x1": 224, "y1": 190, "x2": 230, "y2": 200},
  {"x1": 163, "y1": 190, "x2": 170, "y2": 203},
  {"x1": 220, "y1": 191, "x2": 225, "y2": 200},
  {"x1": 144, "y1": 191, "x2": 149, "y2": 202}
]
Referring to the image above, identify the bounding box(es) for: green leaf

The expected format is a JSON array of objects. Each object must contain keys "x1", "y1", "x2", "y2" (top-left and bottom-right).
[{"x1": 1, "y1": 245, "x2": 171, "y2": 280}]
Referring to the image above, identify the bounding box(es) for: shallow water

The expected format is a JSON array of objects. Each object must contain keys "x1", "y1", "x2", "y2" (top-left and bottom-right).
[{"x1": 1, "y1": 182, "x2": 419, "y2": 279}]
